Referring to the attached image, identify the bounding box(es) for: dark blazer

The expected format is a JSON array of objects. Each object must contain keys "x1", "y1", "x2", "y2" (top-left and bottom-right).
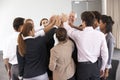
[{"x1": 17, "y1": 28, "x2": 56, "y2": 78}]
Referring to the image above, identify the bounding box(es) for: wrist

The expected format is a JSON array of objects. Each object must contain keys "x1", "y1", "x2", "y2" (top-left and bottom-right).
[
  {"x1": 105, "y1": 68, "x2": 109, "y2": 73},
  {"x1": 7, "y1": 69, "x2": 10, "y2": 72}
]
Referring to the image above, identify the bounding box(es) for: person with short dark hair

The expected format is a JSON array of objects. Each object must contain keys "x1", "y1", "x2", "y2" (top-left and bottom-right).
[
  {"x1": 100, "y1": 15, "x2": 115, "y2": 80},
  {"x1": 63, "y1": 11, "x2": 108, "y2": 80},
  {"x1": 3, "y1": 17, "x2": 25, "y2": 80},
  {"x1": 92, "y1": 11, "x2": 101, "y2": 31},
  {"x1": 49, "y1": 28, "x2": 76, "y2": 80}
]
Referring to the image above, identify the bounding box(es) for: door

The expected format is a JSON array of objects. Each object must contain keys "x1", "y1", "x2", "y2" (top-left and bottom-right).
[{"x1": 72, "y1": 0, "x2": 102, "y2": 26}]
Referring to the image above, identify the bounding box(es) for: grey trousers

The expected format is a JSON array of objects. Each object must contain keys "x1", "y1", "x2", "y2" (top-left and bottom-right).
[
  {"x1": 11, "y1": 64, "x2": 19, "y2": 80},
  {"x1": 23, "y1": 72, "x2": 49, "y2": 80}
]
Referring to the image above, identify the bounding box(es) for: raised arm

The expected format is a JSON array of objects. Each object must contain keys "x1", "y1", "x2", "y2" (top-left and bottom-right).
[{"x1": 34, "y1": 15, "x2": 56, "y2": 37}]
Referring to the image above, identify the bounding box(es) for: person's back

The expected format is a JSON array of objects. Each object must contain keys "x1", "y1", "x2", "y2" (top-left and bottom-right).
[
  {"x1": 17, "y1": 16, "x2": 56, "y2": 80},
  {"x1": 63, "y1": 11, "x2": 108, "y2": 80},
  {"x1": 23, "y1": 28, "x2": 56, "y2": 78},
  {"x1": 49, "y1": 28, "x2": 75, "y2": 80},
  {"x1": 23, "y1": 35, "x2": 48, "y2": 78},
  {"x1": 74, "y1": 28, "x2": 105, "y2": 63}
]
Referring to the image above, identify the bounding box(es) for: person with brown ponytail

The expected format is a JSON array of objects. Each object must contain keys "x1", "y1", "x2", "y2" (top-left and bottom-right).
[{"x1": 17, "y1": 16, "x2": 56, "y2": 80}]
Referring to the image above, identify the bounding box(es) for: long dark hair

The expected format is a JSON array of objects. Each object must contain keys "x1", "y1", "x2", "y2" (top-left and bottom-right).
[
  {"x1": 18, "y1": 23, "x2": 33, "y2": 56},
  {"x1": 100, "y1": 15, "x2": 114, "y2": 33}
]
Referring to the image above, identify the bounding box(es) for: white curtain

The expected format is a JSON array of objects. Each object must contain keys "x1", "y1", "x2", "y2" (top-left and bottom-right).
[{"x1": 106, "y1": 0, "x2": 120, "y2": 49}]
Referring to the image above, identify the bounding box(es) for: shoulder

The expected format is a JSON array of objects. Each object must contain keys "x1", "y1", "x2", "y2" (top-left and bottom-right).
[
  {"x1": 47, "y1": 27, "x2": 56, "y2": 33},
  {"x1": 50, "y1": 47, "x2": 58, "y2": 56},
  {"x1": 67, "y1": 39, "x2": 74, "y2": 46},
  {"x1": 106, "y1": 32, "x2": 115, "y2": 43},
  {"x1": 107, "y1": 32, "x2": 115, "y2": 39},
  {"x1": 93, "y1": 30, "x2": 105, "y2": 37}
]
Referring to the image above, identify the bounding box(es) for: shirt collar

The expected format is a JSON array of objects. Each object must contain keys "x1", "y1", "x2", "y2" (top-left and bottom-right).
[
  {"x1": 83, "y1": 27, "x2": 94, "y2": 31},
  {"x1": 95, "y1": 26, "x2": 100, "y2": 31},
  {"x1": 23, "y1": 36, "x2": 34, "y2": 40},
  {"x1": 54, "y1": 25, "x2": 58, "y2": 28}
]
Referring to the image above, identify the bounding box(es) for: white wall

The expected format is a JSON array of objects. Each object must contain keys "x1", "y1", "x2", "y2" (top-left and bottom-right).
[
  {"x1": 102, "y1": 0, "x2": 107, "y2": 14},
  {"x1": 0, "y1": 0, "x2": 71, "y2": 50}
]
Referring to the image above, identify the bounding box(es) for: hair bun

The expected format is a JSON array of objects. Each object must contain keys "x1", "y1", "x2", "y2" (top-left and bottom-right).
[{"x1": 108, "y1": 16, "x2": 114, "y2": 24}]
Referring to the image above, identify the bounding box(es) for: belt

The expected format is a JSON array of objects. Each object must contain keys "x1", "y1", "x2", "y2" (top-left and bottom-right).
[{"x1": 79, "y1": 61, "x2": 92, "y2": 64}]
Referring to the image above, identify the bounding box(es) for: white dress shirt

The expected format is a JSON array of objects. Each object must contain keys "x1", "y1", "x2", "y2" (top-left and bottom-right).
[
  {"x1": 63, "y1": 22, "x2": 108, "y2": 71},
  {"x1": 3, "y1": 32, "x2": 19, "y2": 65},
  {"x1": 95, "y1": 26, "x2": 100, "y2": 31},
  {"x1": 3, "y1": 29, "x2": 45, "y2": 65},
  {"x1": 53, "y1": 26, "x2": 59, "y2": 46}
]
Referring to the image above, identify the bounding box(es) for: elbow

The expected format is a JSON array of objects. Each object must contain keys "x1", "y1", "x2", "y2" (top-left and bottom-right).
[{"x1": 49, "y1": 64, "x2": 55, "y2": 71}]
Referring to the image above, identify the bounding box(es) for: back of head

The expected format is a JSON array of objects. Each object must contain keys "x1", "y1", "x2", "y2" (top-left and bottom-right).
[
  {"x1": 108, "y1": 16, "x2": 114, "y2": 25},
  {"x1": 56, "y1": 28, "x2": 67, "y2": 42},
  {"x1": 81, "y1": 11, "x2": 95, "y2": 26},
  {"x1": 22, "y1": 23, "x2": 34, "y2": 37},
  {"x1": 25, "y1": 19, "x2": 34, "y2": 24},
  {"x1": 18, "y1": 23, "x2": 33, "y2": 56},
  {"x1": 13, "y1": 17, "x2": 25, "y2": 31},
  {"x1": 92, "y1": 11, "x2": 101, "y2": 23}
]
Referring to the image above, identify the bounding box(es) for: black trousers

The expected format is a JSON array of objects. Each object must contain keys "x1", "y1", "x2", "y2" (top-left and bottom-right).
[{"x1": 77, "y1": 61, "x2": 100, "y2": 80}]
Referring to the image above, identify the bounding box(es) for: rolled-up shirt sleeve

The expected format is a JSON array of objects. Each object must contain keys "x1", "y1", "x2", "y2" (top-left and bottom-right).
[
  {"x1": 34, "y1": 29, "x2": 45, "y2": 38},
  {"x1": 63, "y1": 22, "x2": 76, "y2": 40}
]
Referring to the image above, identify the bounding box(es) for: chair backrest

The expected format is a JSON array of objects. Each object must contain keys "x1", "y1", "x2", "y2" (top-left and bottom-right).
[{"x1": 108, "y1": 59, "x2": 119, "y2": 80}]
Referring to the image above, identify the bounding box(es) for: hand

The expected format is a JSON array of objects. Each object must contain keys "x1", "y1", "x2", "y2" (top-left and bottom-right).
[
  {"x1": 100, "y1": 70, "x2": 104, "y2": 78},
  {"x1": 55, "y1": 15, "x2": 62, "y2": 27},
  {"x1": 49, "y1": 15, "x2": 56, "y2": 24},
  {"x1": 7, "y1": 70, "x2": 11, "y2": 80},
  {"x1": 103, "y1": 68, "x2": 109, "y2": 79},
  {"x1": 61, "y1": 13, "x2": 68, "y2": 22}
]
